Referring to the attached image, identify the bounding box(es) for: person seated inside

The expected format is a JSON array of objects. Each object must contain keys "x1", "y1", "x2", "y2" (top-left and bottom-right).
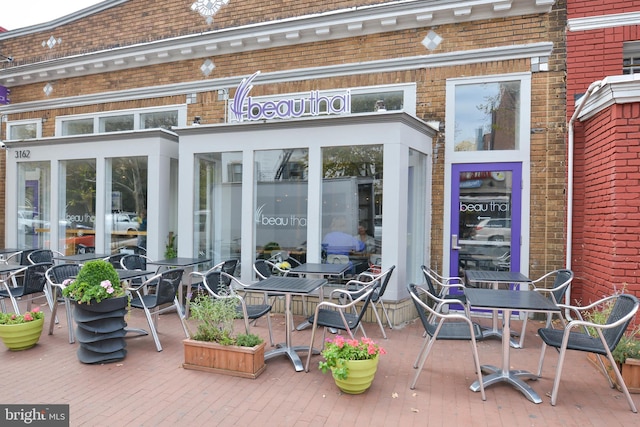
[
  {"x1": 322, "y1": 216, "x2": 364, "y2": 274},
  {"x1": 354, "y1": 223, "x2": 376, "y2": 254}
]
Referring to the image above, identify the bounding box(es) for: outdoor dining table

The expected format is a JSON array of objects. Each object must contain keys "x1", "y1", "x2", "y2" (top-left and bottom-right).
[
  {"x1": 465, "y1": 270, "x2": 532, "y2": 348},
  {"x1": 465, "y1": 287, "x2": 560, "y2": 404},
  {"x1": 246, "y1": 275, "x2": 327, "y2": 372},
  {"x1": 115, "y1": 269, "x2": 154, "y2": 282},
  {"x1": 53, "y1": 252, "x2": 111, "y2": 263}
]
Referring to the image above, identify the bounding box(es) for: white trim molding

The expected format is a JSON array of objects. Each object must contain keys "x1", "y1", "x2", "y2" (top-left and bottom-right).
[
  {"x1": 0, "y1": 42, "x2": 553, "y2": 115},
  {"x1": 568, "y1": 11, "x2": 640, "y2": 32},
  {"x1": 578, "y1": 74, "x2": 640, "y2": 121},
  {"x1": 0, "y1": 0, "x2": 556, "y2": 88}
]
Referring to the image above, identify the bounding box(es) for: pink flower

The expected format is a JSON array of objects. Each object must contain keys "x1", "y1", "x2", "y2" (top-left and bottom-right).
[
  {"x1": 100, "y1": 280, "x2": 112, "y2": 289},
  {"x1": 32, "y1": 307, "x2": 40, "y2": 313},
  {"x1": 23, "y1": 313, "x2": 33, "y2": 321},
  {"x1": 106, "y1": 287, "x2": 114, "y2": 294}
]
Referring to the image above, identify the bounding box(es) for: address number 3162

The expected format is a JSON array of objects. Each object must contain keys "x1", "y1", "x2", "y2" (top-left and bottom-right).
[{"x1": 14, "y1": 150, "x2": 30, "y2": 159}]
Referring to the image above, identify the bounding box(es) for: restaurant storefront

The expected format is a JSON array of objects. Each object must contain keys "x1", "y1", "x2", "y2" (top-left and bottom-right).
[
  {"x1": 174, "y1": 110, "x2": 434, "y2": 301},
  {"x1": 4, "y1": 130, "x2": 179, "y2": 260},
  {"x1": 0, "y1": 0, "x2": 567, "y2": 324}
]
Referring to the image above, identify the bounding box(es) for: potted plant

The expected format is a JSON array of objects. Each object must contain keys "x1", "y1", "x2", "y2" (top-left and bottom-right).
[
  {"x1": 0, "y1": 307, "x2": 45, "y2": 351},
  {"x1": 612, "y1": 326, "x2": 640, "y2": 393},
  {"x1": 62, "y1": 259, "x2": 129, "y2": 364},
  {"x1": 319, "y1": 335, "x2": 386, "y2": 394},
  {"x1": 182, "y1": 292, "x2": 266, "y2": 379},
  {"x1": 584, "y1": 294, "x2": 640, "y2": 393}
]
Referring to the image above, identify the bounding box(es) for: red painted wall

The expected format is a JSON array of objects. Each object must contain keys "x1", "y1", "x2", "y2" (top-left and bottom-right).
[{"x1": 567, "y1": 0, "x2": 640, "y2": 304}]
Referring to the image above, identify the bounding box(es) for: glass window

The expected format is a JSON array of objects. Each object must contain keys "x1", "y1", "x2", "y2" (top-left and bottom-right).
[
  {"x1": 8, "y1": 122, "x2": 38, "y2": 140},
  {"x1": 17, "y1": 162, "x2": 51, "y2": 249},
  {"x1": 194, "y1": 152, "x2": 242, "y2": 262},
  {"x1": 105, "y1": 157, "x2": 147, "y2": 253},
  {"x1": 351, "y1": 91, "x2": 404, "y2": 113},
  {"x1": 255, "y1": 149, "x2": 308, "y2": 265},
  {"x1": 321, "y1": 145, "x2": 382, "y2": 275},
  {"x1": 454, "y1": 81, "x2": 521, "y2": 151},
  {"x1": 406, "y1": 149, "x2": 428, "y2": 284},
  {"x1": 140, "y1": 110, "x2": 178, "y2": 130},
  {"x1": 100, "y1": 115, "x2": 134, "y2": 133},
  {"x1": 59, "y1": 160, "x2": 96, "y2": 255},
  {"x1": 62, "y1": 118, "x2": 94, "y2": 136}
]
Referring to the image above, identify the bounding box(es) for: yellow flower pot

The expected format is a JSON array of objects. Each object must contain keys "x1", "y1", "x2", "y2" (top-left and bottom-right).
[
  {"x1": 331, "y1": 356, "x2": 379, "y2": 394},
  {"x1": 0, "y1": 317, "x2": 45, "y2": 351}
]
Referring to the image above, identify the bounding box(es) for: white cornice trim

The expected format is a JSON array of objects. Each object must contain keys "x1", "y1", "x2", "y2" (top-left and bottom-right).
[
  {"x1": 0, "y1": 0, "x2": 555, "y2": 87},
  {"x1": 568, "y1": 11, "x2": 640, "y2": 32},
  {"x1": 578, "y1": 74, "x2": 640, "y2": 121},
  {"x1": 0, "y1": 42, "x2": 552, "y2": 115}
]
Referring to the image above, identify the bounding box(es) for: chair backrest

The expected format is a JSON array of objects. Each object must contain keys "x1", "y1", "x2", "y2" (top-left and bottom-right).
[
  {"x1": 106, "y1": 253, "x2": 127, "y2": 269},
  {"x1": 19, "y1": 249, "x2": 37, "y2": 265},
  {"x1": 253, "y1": 259, "x2": 273, "y2": 280},
  {"x1": 371, "y1": 265, "x2": 395, "y2": 302},
  {"x1": 22, "y1": 262, "x2": 52, "y2": 295},
  {"x1": 116, "y1": 245, "x2": 147, "y2": 256},
  {"x1": 221, "y1": 259, "x2": 238, "y2": 276},
  {"x1": 550, "y1": 269, "x2": 573, "y2": 304},
  {"x1": 603, "y1": 294, "x2": 640, "y2": 350},
  {"x1": 28, "y1": 249, "x2": 54, "y2": 264},
  {"x1": 408, "y1": 283, "x2": 477, "y2": 339},
  {"x1": 408, "y1": 283, "x2": 437, "y2": 334},
  {"x1": 203, "y1": 271, "x2": 229, "y2": 296},
  {"x1": 154, "y1": 268, "x2": 185, "y2": 306},
  {"x1": 121, "y1": 254, "x2": 148, "y2": 271},
  {"x1": 353, "y1": 281, "x2": 380, "y2": 325},
  {"x1": 47, "y1": 263, "x2": 81, "y2": 285},
  {"x1": 420, "y1": 265, "x2": 440, "y2": 297}
]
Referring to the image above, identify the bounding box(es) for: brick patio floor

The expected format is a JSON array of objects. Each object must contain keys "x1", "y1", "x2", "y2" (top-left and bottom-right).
[{"x1": 2, "y1": 300, "x2": 639, "y2": 426}]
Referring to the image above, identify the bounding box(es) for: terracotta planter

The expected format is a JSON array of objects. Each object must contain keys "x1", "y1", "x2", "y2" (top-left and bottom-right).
[
  {"x1": 331, "y1": 356, "x2": 379, "y2": 394},
  {"x1": 182, "y1": 339, "x2": 266, "y2": 379},
  {"x1": 0, "y1": 317, "x2": 44, "y2": 351},
  {"x1": 586, "y1": 353, "x2": 640, "y2": 393}
]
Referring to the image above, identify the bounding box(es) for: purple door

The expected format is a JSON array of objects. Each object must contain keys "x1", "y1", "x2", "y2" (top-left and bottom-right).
[{"x1": 450, "y1": 163, "x2": 522, "y2": 278}]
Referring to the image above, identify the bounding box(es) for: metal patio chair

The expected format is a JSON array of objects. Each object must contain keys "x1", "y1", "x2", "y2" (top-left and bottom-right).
[
  {"x1": 407, "y1": 283, "x2": 485, "y2": 400},
  {"x1": 537, "y1": 293, "x2": 639, "y2": 412}
]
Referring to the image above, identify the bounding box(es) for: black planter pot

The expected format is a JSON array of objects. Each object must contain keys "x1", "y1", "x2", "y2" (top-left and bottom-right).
[{"x1": 72, "y1": 296, "x2": 128, "y2": 364}]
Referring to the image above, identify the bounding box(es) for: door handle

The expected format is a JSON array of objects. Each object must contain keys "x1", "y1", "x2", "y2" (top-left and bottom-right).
[{"x1": 451, "y1": 234, "x2": 462, "y2": 250}]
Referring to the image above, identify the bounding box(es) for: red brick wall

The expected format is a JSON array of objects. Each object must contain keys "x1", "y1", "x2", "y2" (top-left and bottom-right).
[
  {"x1": 572, "y1": 103, "x2": 640, "y2": 304},
  {"x1": 567, "y1": 0, "x2": 640, "y2": 304}
]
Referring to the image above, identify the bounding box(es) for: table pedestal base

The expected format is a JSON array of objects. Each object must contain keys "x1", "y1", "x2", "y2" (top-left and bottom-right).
[
  {"x1": 480, "y1": 326, "x2": 521, "y2": 348},
  {"x1": 265, "y1": 343, "x2": 318, "y2": 372},
  {"x1": 470, "y1": 364, "x2": 541, "y2": 403}
]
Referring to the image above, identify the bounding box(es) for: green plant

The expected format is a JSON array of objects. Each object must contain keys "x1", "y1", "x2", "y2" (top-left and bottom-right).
[
  {"x1": 583, "y1": 287, "x2": 640, "y2": 364},
  {"x1": 612, "y1": 325, "x2": 640, "y2": 365},
  {"x1": 165, "y1": 232, "x2": 177, "y2": 259},
  {"x1": 0, "y1": 307, "x2": 44, "y2": 325},
  {"x1": 318, "y1": 335, "x2": 385, "y2": 380},
  {"x1": 62, "y1": 259, "x2": 125, "y2": 304},
  {"x1": 188, "y1": 292, "x2": 263, "y2": 347}
]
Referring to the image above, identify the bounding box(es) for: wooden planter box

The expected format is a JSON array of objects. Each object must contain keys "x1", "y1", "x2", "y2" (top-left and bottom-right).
[
  {"x1": 182, "y1": 339, "x2": 266, "y2": 379},
  {"x1": 587, "y1": 354, "x2": 640, "y2": 393}
]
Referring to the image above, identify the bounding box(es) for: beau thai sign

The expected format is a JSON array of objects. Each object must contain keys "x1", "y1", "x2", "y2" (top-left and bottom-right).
[{"x1": 230, "y1": 71, "x2": 350, "y2": 122}]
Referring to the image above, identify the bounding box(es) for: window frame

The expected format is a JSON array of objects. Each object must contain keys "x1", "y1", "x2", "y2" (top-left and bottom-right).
[{"x1": 55, "y1": 105, "x2": 187, "y2": 136}]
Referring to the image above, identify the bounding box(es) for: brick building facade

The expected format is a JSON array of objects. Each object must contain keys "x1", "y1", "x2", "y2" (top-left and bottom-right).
[
  {"x1": 0, "y1": 0, "x2": 568, "y2": 322},
  {"x1": 567, "y1": 1, "x2": 640, "y2": 305}
]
